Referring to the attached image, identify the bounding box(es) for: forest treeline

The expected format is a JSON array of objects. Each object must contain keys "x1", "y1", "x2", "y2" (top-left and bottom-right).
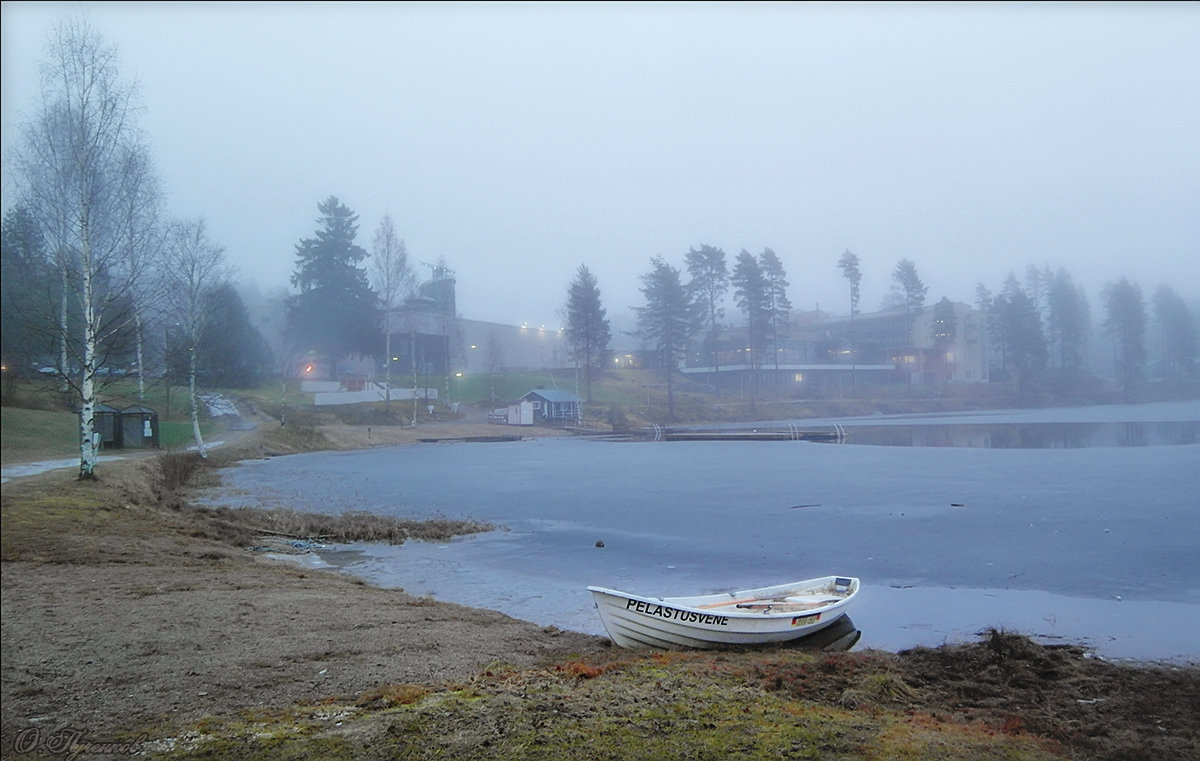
[{"x1": 3, "y1": 17, "x2": 1197, "y2": 475}]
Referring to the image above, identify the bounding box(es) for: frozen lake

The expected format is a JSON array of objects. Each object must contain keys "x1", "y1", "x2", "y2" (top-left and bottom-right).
[{"x1": 199, "y1": 400, "x2": 1200, "y2": 663}]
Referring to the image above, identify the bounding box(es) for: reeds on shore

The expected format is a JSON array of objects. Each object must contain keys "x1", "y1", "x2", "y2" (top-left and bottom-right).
[
  {"x1": 154, "y1": 451, "x2": 495, "y2": 547},
  {"x1": 198, "y1": 505, "x2": 494, "y2": 546}
]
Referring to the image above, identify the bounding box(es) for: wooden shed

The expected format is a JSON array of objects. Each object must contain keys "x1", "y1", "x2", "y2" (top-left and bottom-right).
[
  {"x1": 118, "y1": 404, "x2": 160, "y2": 449},
  {"x1": 92, "y1": 402, "x2": 122, "y2": 449}
]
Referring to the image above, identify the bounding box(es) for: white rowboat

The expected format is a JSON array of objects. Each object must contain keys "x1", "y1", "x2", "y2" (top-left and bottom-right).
[{"x1": 588, "y1": 576, "x2": 859, "y2": 650}]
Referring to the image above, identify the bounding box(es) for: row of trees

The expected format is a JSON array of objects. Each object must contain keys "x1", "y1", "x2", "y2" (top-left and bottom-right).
[
  {"x1": 564, "y1": 242, "x2": 1197, "y2": 417},
  {"x1": 973, "y1": 265, "x2": 1196, "y2": 397},
  {"x1": 565, "y1": 246, "x2": 944, "y2": 416},
  {"x1": 563, "y1": 246, "x2": 796, "y2": 415},
  {"x1": 3, "y1": 21, "x2": 424, "y2": 477},
  {"x1": 9, "y1": 19, "x2": 1194, "y2": 473},
  {"x1": 2, "y1": 19, "x2": 273, "y2": 475},
  {"x1": 0, "y1": 21, "x2": 436, "y2": 459}
]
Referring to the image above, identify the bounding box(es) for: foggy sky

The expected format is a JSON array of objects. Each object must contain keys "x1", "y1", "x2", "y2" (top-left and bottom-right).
[{"x1": 3, "y1": 2, "x2": 1198, "y2": 333}]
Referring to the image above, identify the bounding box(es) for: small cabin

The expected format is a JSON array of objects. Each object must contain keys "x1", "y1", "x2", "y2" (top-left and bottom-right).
[{"x1": 519, "y1": 389, "x2": 582, "y2": 424}]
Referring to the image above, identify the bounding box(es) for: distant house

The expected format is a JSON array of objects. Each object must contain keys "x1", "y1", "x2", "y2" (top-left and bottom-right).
[{"x1": 519, "y1": 389, "x2": 582, "y2": 423}]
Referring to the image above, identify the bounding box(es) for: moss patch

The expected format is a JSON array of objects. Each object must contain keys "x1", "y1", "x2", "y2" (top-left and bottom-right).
[{"x1": 145, "y1": 646, "x2": 1120, "y2": 761}]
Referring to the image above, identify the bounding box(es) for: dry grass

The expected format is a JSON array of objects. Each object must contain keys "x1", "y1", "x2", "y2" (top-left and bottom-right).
[
  {"x1": 144, "y1": 634, "x2": 1200, "y2": 761},
  {"x1": 193, "y1": 505, "x2": 493, "y2": 546}
]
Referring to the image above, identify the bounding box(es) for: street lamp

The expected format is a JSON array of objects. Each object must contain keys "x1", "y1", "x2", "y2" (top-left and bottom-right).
[{"x1": 451, "y1": 371, "x2": 463, "y2": 411}]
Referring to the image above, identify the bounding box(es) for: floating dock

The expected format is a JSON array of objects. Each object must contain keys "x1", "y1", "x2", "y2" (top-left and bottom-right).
[{"x1": 642, "y1": 424, "x2": 848, "y2": 443}]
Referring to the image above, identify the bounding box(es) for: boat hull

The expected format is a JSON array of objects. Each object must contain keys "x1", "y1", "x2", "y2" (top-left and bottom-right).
[{"x1": 588, "y1": 576, "x2": 859, "y2": 650}]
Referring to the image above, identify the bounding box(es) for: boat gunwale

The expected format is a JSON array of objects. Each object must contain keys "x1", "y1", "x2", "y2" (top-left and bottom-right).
[{"x1": 588, "y1": 576, "x2": 859, "y2": 622}]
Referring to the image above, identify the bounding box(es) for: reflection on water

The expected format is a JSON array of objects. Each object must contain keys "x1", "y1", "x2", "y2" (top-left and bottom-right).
[{"x1": 840, "y1": 421, "x2": 1198, "y2": 448}]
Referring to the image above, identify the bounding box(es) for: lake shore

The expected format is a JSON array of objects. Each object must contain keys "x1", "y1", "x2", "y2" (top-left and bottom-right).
[
  {"x1": 1, "y1": 416, "x2": 605, "y2": 751},
  {"x1": 3, "y1": 411, "x2": 1198, "y2": 760}
]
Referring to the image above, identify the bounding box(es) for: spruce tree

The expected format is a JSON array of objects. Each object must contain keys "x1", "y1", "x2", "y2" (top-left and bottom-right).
[
  {"x1": 565, "y1": 263, "x2": 611, "y2": 402},
  {"x1": 286, "y1": 196, "x2": 380, "y2": 373},
  {"x1": 634, "y1": 257, "x2": 694, "y2": 420}
]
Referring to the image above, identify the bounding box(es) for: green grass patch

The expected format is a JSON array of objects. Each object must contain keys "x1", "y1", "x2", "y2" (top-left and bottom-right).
[
  {"x1": 0, "y1": 407, "x2": 79, "y2": 462},
  {"x1": 2, "y1": 399, "x2": 217, "y2": 462},
  {"x1": 0, "y1": 471, "x2": 146, "y2": 561},
  {"x1": 146, "y1": 652, "x2": 1063, "y2": 761},
  {"x1": 159, "y1": 420, "x2": 216, "y2": 450},
  {"x1": 451, "y1": 371, "x2": 576, "y2": 406}
]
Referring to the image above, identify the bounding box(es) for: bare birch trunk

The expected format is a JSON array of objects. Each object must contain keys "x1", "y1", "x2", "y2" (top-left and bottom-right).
[
  {"x1": 79, "y1": 218, "x2": 98, "y2": 478},
  {"x1": 59, "y1": 263, "x2": 70, "y2": 395},
  {"x1": 189, "y1": 337, "x2": 207, "y2": 458},
  {"x1": 135, "y1": 310, "x2": 146, "y2": 399}
]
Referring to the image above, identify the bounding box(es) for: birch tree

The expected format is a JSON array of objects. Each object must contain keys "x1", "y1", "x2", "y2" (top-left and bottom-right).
[
  {"x1": 10, "y1": 18, "x2": 160, "y2": 478},
  {"x1": 162, "y1": 218, "x2": 229, "y2": 457},
  {"x1": 369, "y1": 213, "x2": 413, "y2": 414}
]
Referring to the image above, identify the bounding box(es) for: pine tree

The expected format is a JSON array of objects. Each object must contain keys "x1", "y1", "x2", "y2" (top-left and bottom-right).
[
  {"x1": 197, "y1": 283, "x2": 274, "y2": 387},
  {"x1": 286, "y1": 196, "x2": 380, "y2": 374},
  {"x1": 1152, "y1": 284, "x2": 1198, "y2": 382},
  {"x1": 890, "y1": 259, "x2": 928, "y2": 392},
  {"x1": 1046, "y1": 268, "x2": 1090, "y2": 372},
  {"x1": 1103, "y1": 277, "x2": 1146, "y2": 397},
  {"x1": 564, "y1": 264, "x2": 611, "y2": 402},
  {"x1": 731, "y1": 251, "x2": 769, "y2": 408},
  {"x1": 685, "y1": 244, "x2": 728, "y2": 381},
  {"x1": 0, "y1": 205, "x2": 55, "y2": 378},
  {"x1": 992, "y1": 274, "x2": 1047, "y2": 393},
  {"x1": 634, "y1": 257, "x2": 694, "y2": 420},
  {"x1": 838, "y1": 249, "x2": 863, "y2": 392},
  {"x1": 759, "y1": 247, "x2": 791, "y2": 372}
]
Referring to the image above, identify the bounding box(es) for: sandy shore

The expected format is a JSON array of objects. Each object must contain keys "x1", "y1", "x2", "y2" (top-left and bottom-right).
[{"x1": 0, "y1": 418, "x2": 606, "y2": 753}]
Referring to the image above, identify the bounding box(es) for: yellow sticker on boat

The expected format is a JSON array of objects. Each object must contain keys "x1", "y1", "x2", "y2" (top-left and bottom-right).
[{"x1": 791, "y1": 613, "x2": 821, "y2": 627}]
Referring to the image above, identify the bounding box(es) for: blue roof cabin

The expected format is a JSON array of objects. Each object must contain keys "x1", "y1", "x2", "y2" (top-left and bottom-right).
[{"x1": 519, "y1": 389, "x2": 582, "y2": 423}]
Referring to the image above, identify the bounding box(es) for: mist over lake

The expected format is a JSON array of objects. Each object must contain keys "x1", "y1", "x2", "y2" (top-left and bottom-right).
[{"x1": 199, "y1": 401, "x2": 1200, "y2": 662}]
